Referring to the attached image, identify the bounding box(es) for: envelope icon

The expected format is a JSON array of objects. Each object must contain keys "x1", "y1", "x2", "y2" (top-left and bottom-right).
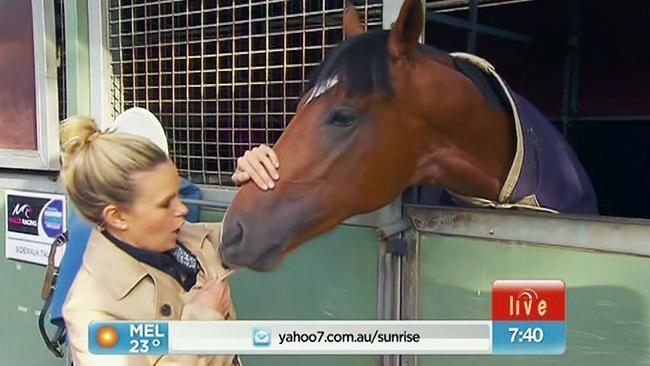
[{"x1": 253, "y1": 327, "x2": 271, "y2": 346}]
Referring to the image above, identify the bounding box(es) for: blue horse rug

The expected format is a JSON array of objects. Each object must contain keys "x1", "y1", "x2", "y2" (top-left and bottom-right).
[{"x1": 419, "y1": 53, "x2": 598, "y2": 215}]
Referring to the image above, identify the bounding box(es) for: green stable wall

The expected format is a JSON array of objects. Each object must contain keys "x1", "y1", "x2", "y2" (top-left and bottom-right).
[
  {"x1": 200, "y1": 209, "x2": 379, "y2": 366},
  {"x1": 418, "y1": 234, "x2": 650, "y2": 366}
]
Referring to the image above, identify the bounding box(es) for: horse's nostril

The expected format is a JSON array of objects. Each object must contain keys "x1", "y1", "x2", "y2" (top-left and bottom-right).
[
  {"x1": 220, "y1": 219, "x2": 245, "y2": 268},
  {"x1": 222, "y1": 219, "x2": 244, "y2": 248},
  {"x1": 233, "y1": 222, "x2": 243, "y2": 244}
]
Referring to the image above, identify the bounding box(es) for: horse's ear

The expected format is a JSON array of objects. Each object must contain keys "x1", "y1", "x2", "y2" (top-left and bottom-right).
[
  {"x1": 388, "y1": 0, "x2": 424, "y2": 58},
  {"x1": 343, "y1": 5, "x2": 364, "y2": 37}
]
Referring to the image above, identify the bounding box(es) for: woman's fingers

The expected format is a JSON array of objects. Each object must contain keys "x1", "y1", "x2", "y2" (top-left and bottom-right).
[
  {"x1": 237, "y1": 155, "x2": 269, "y2": 190},
  {"x1": 251, "y1": 146, "x2": 279, "y2": 181},
  {"x1": 231, "y1": 169, "x2": 250, "y2": 184},
  {"x1": 233, "y1": 144, "x2": 280, "y2": 189},
  {"x1": 257, "y1": 144, "x2": 280, "y2": 169}
]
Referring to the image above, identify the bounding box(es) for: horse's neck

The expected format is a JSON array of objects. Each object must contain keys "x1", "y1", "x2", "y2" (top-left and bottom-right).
[{"x1": 405, "y1": 53, "x2": 515, "y2": 200}]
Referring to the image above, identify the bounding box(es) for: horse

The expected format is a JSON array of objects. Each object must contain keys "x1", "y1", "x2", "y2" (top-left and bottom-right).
[{"x1": 219, "y1": 0, "x2": 597, "y2": 271}]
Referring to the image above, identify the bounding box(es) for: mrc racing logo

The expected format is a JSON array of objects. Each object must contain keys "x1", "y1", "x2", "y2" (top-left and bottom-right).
[{"x1": 9, "y1": 203, "x2": 37, "y2": 227}]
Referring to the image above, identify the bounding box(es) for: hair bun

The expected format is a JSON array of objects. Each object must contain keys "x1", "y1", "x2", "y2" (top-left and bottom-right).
[{"x1": 60, "y1": 116, "x2": 101, "y2": 164}]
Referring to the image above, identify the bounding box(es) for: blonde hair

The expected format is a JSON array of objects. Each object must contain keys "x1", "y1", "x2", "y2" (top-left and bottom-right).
[{"x1": 60, "y1": 115, "x2": 169, "y2": 224}]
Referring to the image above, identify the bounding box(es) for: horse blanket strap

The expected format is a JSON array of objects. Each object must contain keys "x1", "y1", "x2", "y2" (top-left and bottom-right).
[
  {"x1": 448, "y1": 52, "x2": 598, "y2": 215},
  {"x1": 447, "y1": 191, "x2": 559, "y2": 214}
]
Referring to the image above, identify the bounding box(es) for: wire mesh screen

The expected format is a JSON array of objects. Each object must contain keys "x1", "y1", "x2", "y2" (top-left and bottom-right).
[
  {"x1": 55, "y1": 0, "x2": 66, "y2": 121},
  {"x1": 107, "y1": 0, "x2": 383, "y2": 185}
]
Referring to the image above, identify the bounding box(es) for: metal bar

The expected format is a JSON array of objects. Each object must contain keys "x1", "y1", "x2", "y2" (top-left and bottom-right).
[
  {"x1": 567, "y1": 30, "x2": 581, "y2": 128},
  {"x1": 400, "y1": 226, "x2": 420, "y2": 366},
  {"x1": 377, "y1": 240, "x2": 392, "y2": 317},
  {"x1": 157, "y1": 1, "x2": 163, "y2": 155},
  {"x1": 383, "y1": 0, "x2": 401, "y2": 29},
  {"x1": 55, "y1": 0, "x2": 67, "y2": 121},
  {"x1": 62, "y1": 0, "x2": 90, "y2": 117},
  {"x1": 282, "y1": 2, "x2": 288, "y2": 130},
  {"x1": 181, "y1": 198, "x2": 229, "y2": 210},
  {"x1": 0, "y1": 173, "x2": 64, "y2": 193},
  {"x1": 187, "y1": 187, "x2": 405, "y2": 230},
  {"x1": 184, "y1": 4, "x2": 191, "y2": 181},
  {"x1": 230, "y1": 2, "x2": 237, "y2": 174},
  {"x1": 382, "y1": 2, "x2": 408, "y2": 365},
  {"x1": 247, "y1": 2, "x2": 253, "y2": 153},
  {"x1": 466, "y1": 0, "x2": 479, "y2": 53},
  {"x1": 301, "y1": 0, "x2": 306, "y2": 116},
  {"x1": 405, "y1": 205, "x2": 650, "y2": 257},
  {"x1": 265, "y1": 1, "x2": 271, "y2": 145},
  {"x1": 107, "y1": 10, "x2": 348, "y2": 23},
  {"x1": 560, "y1": 0, "x2": 582, "y2": 137},
  {"x1": 143, "y1": 4, "x2": 149, "y2": 113},
  {"x1": 88, "y1": 0, "x2": 111, "y2": 125},
  {"x1": 200, "y1": 0, "x2": 207, "y2": 184},
  {"x1": 169, "y1": 4, "x2": 176, "y2": 160},
  {"x1": 130, "y1": 5, "x2": 136, "y2": 108},
  {"x1": 215, "y1": 3, "x2": 223, "y2": 185},
  {"x1": 549, "y1": 115, "x2": 650, "y2": 123},
  {"x1": 426, "y1": 12, "x2": 532, "y2": 42},
  {"x1": 108, "y1": 12, "x2": 381, "y2": 32},
  {"x1": 428, "y1": 0, "x2": 539, "y2": 12},
  {"x1": 107, "y1": 42, "x2": 337, "y2": 53}
]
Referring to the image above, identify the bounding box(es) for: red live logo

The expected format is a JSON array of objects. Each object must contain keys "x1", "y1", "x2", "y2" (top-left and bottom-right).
[{"x1": 492, "y1": 280, "x2": 565, "y2": 321}]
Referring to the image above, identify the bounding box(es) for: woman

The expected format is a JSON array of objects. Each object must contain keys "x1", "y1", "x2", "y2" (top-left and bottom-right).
[{"x1": 60, "y1": 115, "x2": 278, "y2": 366}]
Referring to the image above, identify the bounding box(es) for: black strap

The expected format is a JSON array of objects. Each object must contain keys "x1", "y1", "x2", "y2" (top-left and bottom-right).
[
  {"x1": 39, "y1": 231, "x2": 68, "y2": 358},
  {"x1": 39, "y1": 291, "x2": 66, "y2": 358}
]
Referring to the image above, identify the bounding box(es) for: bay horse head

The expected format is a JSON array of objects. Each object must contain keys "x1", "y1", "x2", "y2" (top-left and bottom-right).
[{"x1": 219, "y1": 0, "x2": 595, "y2": 271}]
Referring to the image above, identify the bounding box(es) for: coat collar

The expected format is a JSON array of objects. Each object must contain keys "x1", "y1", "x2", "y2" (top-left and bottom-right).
[
  {"x1": 83, "y1": 222, "x2": 214, "y2": 300},
  {"x1": 177, "y1": 222, "x2": 211, "y2": 252}
]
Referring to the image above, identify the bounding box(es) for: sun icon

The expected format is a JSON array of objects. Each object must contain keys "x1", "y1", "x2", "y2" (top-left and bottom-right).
[{"x1": 95, "y1": 325, "x2": 119, "y2": 348}]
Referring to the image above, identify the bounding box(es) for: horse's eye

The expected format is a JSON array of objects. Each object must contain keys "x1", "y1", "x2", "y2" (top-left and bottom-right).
[{"x1": 328, "y1": 109, "x2": 357, "y2": 127}]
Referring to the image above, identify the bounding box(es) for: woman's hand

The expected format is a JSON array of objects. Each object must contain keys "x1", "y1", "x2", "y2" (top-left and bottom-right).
[
  {"x1": 232, "y1": 144, "x2": 279, "y2": 190},
  {"x1": 191, "y1": 276, "x2": 232, "y2": 317}
]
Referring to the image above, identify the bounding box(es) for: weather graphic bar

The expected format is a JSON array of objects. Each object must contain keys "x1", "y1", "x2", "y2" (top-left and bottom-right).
[
  {"x1": 90, "y1": 320, "x2": 491, "y2": 355},
  {"x1": 88, "y1": 279, "x2": 566, "y2": 355}
]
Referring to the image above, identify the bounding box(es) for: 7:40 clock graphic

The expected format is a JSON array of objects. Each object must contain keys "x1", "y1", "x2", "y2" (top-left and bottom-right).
[{"x1": 491, "y1": 280, "x2": 566, "y2": 355}]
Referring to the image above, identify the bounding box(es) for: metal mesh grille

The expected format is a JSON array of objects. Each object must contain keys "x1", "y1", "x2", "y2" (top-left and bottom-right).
[
  {"x1": 55, "y1": 0, "x2": 66, "y2": 121},
  {"x1": 107, "y1": 0, "x2": 382, "y2": 185}
]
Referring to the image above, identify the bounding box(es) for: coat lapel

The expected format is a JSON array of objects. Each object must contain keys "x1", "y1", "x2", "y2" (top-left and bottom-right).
[{"x1": 83, "y1": 222, "x2": 226, "y2": 310}]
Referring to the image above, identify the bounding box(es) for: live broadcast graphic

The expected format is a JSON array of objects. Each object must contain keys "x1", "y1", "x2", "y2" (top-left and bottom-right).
[{"x1": 89, "y1": 280, "x2": 565, "y2": 355}]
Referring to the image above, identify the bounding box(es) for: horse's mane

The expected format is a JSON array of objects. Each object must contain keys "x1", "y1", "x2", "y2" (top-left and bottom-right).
[
  {"x1": 304, "y1": 29, "x2": 452, "y2": 99},
  {"x1": 305, "y1": 30, "x2": 392, "y2": 98}
]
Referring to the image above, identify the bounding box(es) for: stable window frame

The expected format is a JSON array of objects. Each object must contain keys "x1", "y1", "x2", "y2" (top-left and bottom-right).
[{"x1": 0, "y1": 0, "x2": 60, "y2": 171}]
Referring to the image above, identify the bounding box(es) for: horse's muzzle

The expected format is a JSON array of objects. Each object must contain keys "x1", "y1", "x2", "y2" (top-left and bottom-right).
[{"x1": 219, "y1": 211, "x2": 285, "y2": 271}]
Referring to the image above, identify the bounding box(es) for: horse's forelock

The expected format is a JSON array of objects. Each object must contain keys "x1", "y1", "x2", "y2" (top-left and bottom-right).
[{"x1": 303, "y1": 30, "x2": 393, "y2": 101}]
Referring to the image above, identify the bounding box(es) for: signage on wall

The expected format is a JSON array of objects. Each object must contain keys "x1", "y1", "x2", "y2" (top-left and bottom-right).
[{"x1": 5, "y1": 190, "x2": 66, "y2": 266}]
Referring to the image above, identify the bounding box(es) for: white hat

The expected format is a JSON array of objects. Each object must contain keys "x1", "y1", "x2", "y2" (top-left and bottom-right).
[{"x1": 109, "y1": 107, "x2": 169, "y2": 156}]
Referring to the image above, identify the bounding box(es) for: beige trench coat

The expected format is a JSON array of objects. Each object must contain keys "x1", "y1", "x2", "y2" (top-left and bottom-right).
[{"x1": 63, "y1": 222, "x2": 238, "y2": 366}]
